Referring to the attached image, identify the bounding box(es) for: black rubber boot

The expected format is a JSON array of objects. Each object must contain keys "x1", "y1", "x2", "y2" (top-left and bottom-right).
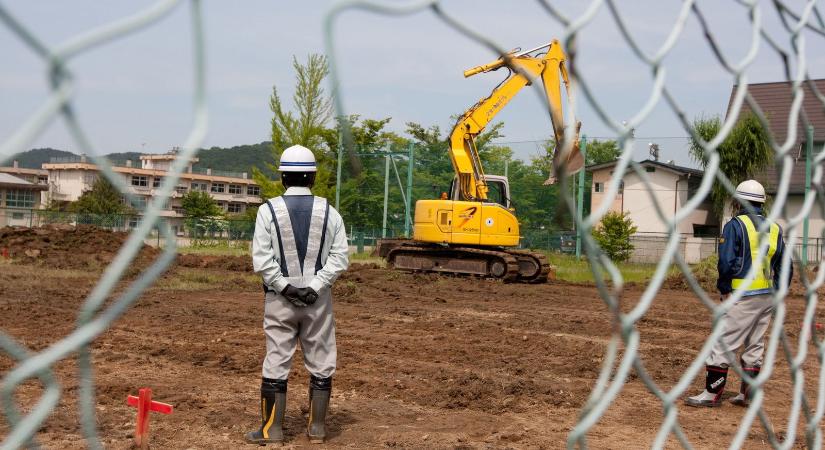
[
  {"x1": 245, "y1": 378, "x2": 287, "y2": 445},
  {"x1": 307, "y1": 375, "x2": 332, "y2": 444},
  {"x1": 731, "y1": 366, "x2": 760, "y2": 407},
  {"x1": 685, "y1": 365, "x2": 727, "y2": 407}
]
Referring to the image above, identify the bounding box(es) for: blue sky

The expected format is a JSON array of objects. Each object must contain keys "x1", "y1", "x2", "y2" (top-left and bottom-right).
[{"x1": 2, "y1": 1, "x2": 823, "y2": 166}]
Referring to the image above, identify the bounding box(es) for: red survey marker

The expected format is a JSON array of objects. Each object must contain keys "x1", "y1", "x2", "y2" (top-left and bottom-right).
[{"x1": 127, "y1": 388, "x2": 173, "y2": 449}]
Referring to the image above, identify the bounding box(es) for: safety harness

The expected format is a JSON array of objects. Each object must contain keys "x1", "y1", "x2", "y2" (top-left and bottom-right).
[
  {"x1": 731, "y1": 214, "x2": 779, "y2": 294},
  {"x1": 263, "y1": 196, "x2": 329, "y2": 291}
]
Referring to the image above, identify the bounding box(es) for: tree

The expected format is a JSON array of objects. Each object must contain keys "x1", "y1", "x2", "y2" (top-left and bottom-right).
[
  {"x1": 586, "y1": 139, "x2": 621, "y2": 165},
  {"x1": 181, "y1": 190, "x2": 224, "y2": 217},
  {"x1": 70, "y1": 177, "x2": 129, "y2": 215},
  {"x1": 181, "y1": 190, "x2": 226, "y2": 238},
  {"x1": 688, "y1": 112, "x2": 772, "y2": 220},
  {"x1": 253, "y1": 54, "x2": 335, "y2": 200},
  {"x1": 592, "y1": 211, "x2": 637, "y2": 262}
]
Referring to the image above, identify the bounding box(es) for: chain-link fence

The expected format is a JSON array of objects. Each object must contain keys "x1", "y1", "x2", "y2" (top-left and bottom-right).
[
  {"x1": 325, "y1": 2, "x2": 825, "y2": 450},
  {"x1": 2, "y1": 0, "x2": 825, "y2": 448}
]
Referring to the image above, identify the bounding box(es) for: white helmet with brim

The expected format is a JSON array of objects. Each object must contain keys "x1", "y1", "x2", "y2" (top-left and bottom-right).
[
  {"x1": 278, "y1": 145, "x2": 317, "y2": 172},
  {"x1": 735, "y1": 179, "x2": 766, "y2": 203}
]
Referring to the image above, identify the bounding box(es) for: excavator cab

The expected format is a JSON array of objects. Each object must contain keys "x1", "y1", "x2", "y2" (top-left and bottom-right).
[{"x1": 448, "y1": 175, "x2": 511, "y2": 209}]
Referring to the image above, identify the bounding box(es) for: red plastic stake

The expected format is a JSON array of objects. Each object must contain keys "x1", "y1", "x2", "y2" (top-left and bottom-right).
[
  {"x1": 127, "y1": 388, "x2": 174, "y2": 449},
  {"x1": 1, "y1": 248, "x2": 8, "y2": 259}
]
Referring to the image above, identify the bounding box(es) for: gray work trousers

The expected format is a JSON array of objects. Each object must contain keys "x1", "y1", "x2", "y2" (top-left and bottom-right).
[
  {"x1": 706, "y1": 293, "x2": 773, "y2": 368},
  {"x1": 262, "y1": 288, "x2": 336, "y2": 380}
]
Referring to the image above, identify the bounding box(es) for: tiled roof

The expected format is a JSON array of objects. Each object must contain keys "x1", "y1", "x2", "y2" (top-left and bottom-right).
[{"x1": 725, "y1": 79, "x2": 825, "y2": 193}]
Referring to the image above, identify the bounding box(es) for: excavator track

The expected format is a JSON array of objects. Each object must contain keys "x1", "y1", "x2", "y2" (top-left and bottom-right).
[
  {"x1": 386, "y1": 244, "x2": 520, "y2": 282},
  {"x1": 504, "y1": 249, "x2": 552, "y2": 283}
]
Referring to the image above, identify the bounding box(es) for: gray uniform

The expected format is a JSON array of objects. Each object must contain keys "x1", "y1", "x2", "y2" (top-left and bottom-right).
[
  {"x1": 706, "y1": 293, "x2": 773, "y2": 367},
  {"x1": 252, "y1": 186, "x2": 349, "y2": 380}
]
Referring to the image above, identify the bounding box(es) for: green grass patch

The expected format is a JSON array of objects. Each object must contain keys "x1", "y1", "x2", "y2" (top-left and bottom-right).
[
  {"x1": 154, "y1": 267, "x2": 259, "y2": 291},
  {"x1": 545, "y1": 252, "x2": 670, "y2": 284},
  {"x1": 177, "y1": 241, "x2": 251, "y2": 257},
  {"x1": 349, "y1": 252, "x2": 385, "y2": 266}
]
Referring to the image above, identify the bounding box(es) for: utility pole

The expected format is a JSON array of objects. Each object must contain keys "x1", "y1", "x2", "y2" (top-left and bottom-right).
[
  {"x1": 803, "y1": 125, "x2": 814, "y2": 267},
  {"x1": 335, "y1": 133, "x2": 343, "y2": 211},
  {"x1": 404, "y1": 143, "x2": 414, "y2": 237},
  {"x1": 382, "y1": 155, "x2": 390, "y2": 238},
  {"x1": 575, "y1": 135, "x2": 588, "y2": 259}
]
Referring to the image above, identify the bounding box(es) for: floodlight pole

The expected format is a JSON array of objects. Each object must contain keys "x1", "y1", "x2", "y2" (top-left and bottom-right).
[
  {"x1": 803, "y1": 125, "x2": 814, "y2": 267},
  {"x1": 576, "y1": 135, "x2": 587, "y2": 259},
  {"x1": 335, "y1": 133, "x2": 343, "y2": 211},
  {"x1": 383, "y1": 155, "x2": 390, "y2": 238},
  {"x1": 404, "y1": 143, "x2": 414, "y2": 237}
]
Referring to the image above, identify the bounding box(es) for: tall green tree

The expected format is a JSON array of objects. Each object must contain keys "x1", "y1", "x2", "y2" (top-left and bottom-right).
[
  {"x1": 688, "y1": 112, "x2": 772, "y2": 220},
  {"x1": 586, "y1": 139, "x2": 621, "y2": 165},
  {"x1": 253, "y1": 54, "x2": 334, "y2": 200},
  {"x1": 70, "y1": 177, "x2": 129, "y2": 215},
  {"x1": 181, "y1": 191, "x2": 224, "y2": 218}
]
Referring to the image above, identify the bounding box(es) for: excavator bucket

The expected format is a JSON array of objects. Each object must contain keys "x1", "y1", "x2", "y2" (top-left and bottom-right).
[{"x1": 545, "y1": 122, "x2": 584, "y2": 185}]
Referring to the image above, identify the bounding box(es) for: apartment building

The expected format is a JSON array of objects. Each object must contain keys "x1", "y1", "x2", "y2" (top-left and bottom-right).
[
  {"x1": 0, "y1": 172, "x2": 48, "y2": 227},
  {"x1": 0, "y1": 160, "x2": 49, "y2": 207},
  {"x1": 41, "y1": 150, "x2": 262, "y2": 234}
]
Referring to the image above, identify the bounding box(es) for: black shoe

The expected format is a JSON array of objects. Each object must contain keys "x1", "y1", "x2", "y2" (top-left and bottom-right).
[
  {"x1": 245, "y1": 378, "x2": 287, "y2": 445},
  {"x1": 307, "y1": 376, "x2": 332, "y2": 444}
]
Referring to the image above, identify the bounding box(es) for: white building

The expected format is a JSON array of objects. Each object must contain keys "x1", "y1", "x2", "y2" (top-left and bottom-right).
[
  {"x1": 0, "y1": 172, "x2": 48, "y2": 227},
  {"x1": 588, "y1": 159, "x2": 718, "y2": 237},
  {"x1": 36, "y1": 150, "x2": 262, "y2": 234}
]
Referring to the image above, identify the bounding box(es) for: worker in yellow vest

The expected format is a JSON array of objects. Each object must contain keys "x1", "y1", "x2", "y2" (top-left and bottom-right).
[{"x1": 686, "y1": 179, "x2": 792, "y2": 408}]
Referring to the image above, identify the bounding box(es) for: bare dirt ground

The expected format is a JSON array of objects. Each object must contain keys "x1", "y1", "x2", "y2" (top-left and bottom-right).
[{"x1": 1, "y1": 227, "x2": 824, "y2": 449}]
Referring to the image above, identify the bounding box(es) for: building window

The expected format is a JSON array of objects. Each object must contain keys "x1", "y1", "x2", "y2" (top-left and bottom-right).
[
  {"x1": 191, "y1": 181, "x2": 208, "y2": 191},
  {"x1": 6, "y1": 190, "x2": 34, "y2": 208},
  {"x1": 228, "y1": 184, "x2": 243, "y2": 195},
  {"x1": 211, "y1": 183, "x2": 225, "y2": 193},
  {"x1": 175, "y1": 186, "x2": 188, "y2": 195},
  {"x1": 247, "y1": 185, "x2": 261, "y2": 196},
  {"x1": 645, "y1": 166, "x2": 656, "y2": 173},
  {"x1": 11, "y1": 212, "x2": 25, "y2": 220},
  {"x1": 594, "y1": 182, "x2": 604, "y2": 193},
  {"x1": 129, "y1": 196, "x2": 147, "y2": 210},
  {"x1": 131, "y1": 175, "x2": 148, "y2": 187},
  {"x1": 153, "y1": 177, "x2": 162, "y2": 188},
  {"x1": 84, "y1": 173, "x2": 98, "y2": 185},
  {"x1": 38, "y1": 175, "x2": 48, "y2": 185},
  {"x1": 227, "y1": 203, "x2": 243, "y2": 214},
  {"x1": 129, "y1": 216, "x2": 140, "y2": 229}
]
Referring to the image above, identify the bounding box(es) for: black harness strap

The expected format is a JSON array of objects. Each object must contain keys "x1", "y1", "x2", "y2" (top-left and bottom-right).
[
  {"x1": 315, "y1": 200, "x2": 330, "y2": 273},
  {"x1": 266, "y1": 200, "x2": 288, "y2": 277}
]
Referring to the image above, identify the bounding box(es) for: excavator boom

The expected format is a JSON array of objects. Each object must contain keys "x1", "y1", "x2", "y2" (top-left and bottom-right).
[{"x1": 448, "y1": 38, "x2": 582, "y2": 202}]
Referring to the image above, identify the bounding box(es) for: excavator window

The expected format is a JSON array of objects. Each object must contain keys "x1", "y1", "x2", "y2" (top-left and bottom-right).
[{"x1": 486, "y1": 180, "x2": 508, "y2": 208}]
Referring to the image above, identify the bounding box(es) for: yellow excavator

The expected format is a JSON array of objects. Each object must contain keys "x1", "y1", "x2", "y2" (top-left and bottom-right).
[{"x1": 377, "y1": 39, "x2": 583, "y2": 282}]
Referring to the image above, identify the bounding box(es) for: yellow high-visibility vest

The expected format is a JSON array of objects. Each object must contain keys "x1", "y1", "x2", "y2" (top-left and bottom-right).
[{"x1": 731, "y1": 214, "x2": 779, "y2": 292}]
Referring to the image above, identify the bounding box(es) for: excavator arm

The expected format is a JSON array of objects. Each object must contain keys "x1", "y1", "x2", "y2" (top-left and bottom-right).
[{"x1": 448, "y1": 39, "x2": 582, "y2": 201}]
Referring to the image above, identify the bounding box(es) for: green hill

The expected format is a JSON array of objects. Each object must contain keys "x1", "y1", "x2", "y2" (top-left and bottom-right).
[
  {"x1": 7, "y1": 148, "x2": 76, "y2": 168},
  {"x1": 6, "y1": 143, "x2": 277, "y2": 177},
  {"x1": 193, "y1": 142, "x2": 275, "y2": 178}
]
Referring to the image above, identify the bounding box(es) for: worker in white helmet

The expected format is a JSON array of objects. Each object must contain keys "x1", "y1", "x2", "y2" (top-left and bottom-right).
[
  {"x1": 686, "y1": 179, "x2": 792, "y2": 408},
  {"x1": 246, "y1": 145, "x2": 349, "y2": 444}
]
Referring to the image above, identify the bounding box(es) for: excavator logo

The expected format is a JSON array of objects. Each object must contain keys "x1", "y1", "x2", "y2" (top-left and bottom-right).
[{"x1": 457, "y1": 206, "x2": 478, "y2": 228}]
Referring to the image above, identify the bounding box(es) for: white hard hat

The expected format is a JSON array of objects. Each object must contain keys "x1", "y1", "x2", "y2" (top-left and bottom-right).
[
  {"x1": 278, "y1": 145, "x2": 317, "y2": 172},
  {"x1": 735, "y1": 179, "x2": 766, "y2": 203}
]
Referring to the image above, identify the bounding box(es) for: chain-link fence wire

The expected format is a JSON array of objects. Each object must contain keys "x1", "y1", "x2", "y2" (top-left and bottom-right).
[
  {"x1": 324, "y1": 1, "x2": 825, "y2": 449},
  {"x1": 0, "y1": 0, "x2": 204, "y2": 448},
  {"x1": 1, "y1": 0, "x2": 825, "y2": 448}
]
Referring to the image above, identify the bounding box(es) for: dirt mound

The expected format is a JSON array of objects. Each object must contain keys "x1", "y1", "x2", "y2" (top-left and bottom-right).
[
  {"x1": 0, "y1": 225, "x2": 159, "y2": 271},
  {"x1": 175, "y1": 254, "x2": 253, "y2": 272}
]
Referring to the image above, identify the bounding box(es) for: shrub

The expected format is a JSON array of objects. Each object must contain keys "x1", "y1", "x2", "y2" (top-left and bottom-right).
[{"x1": 592, "y1": 211, "x2": 638, "y2": 262}]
